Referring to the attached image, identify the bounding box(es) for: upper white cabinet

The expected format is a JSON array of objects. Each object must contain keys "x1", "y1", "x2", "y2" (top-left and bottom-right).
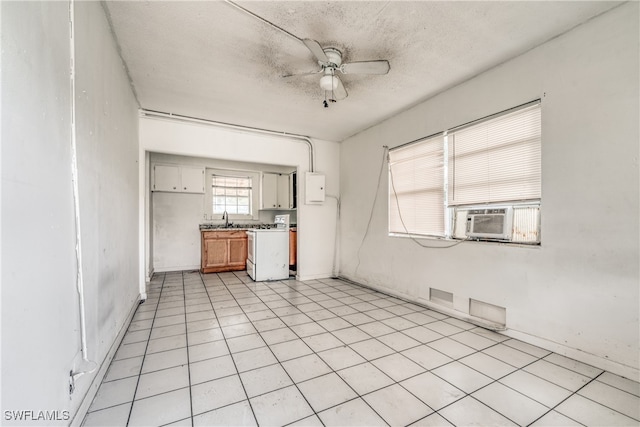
[
  {"x1": 261, "y1": 172, "x2": 295, "y2": 209},
  {"x1": 277, "y1": 173, "x2": 290, "y2": 209},
  {"x1": 153, "y1": 164, "x2": 205, "y2": 193},
  {"x1": 261, "y1": 173, "x2": 278, "y2": 209},
  {"x1": 153, "y1": 164, "x2": 180, "y2": 192},
  {"x1": 180, "y1": 166, "x2": 206, "y2": 193}
]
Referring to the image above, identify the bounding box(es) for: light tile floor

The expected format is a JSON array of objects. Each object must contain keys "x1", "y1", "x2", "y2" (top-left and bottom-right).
[{"x1": 83, "y1": 271, "x2": 640, "y2": 426}]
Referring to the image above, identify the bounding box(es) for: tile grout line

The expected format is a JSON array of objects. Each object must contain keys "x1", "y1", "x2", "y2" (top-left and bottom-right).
[
  {"x1": 197, "y1": 274, "x2": 520, "y2": 426},
  {"x1": 248, "y1": 275, "x2": 553, "y2": 426},
  {"x1": 249, "y1": 275, "x2": 467, "y2": 423},
  {"x1": 125, "y1": 273, "x2": 166, "y2": 426},
  {"x1": 219, "y1": 274, "x2": 479, "y2": 424},
  {"x1": 195, "y1": 271, "x2": 260, "y2": 425},
  {"x1": 230, "y1": 273, "x2": 393, "y2": 427},
  {"x1": 242, "y1": 275, "x2": 640, "y2": 425},
  {"x1": 210, "y1": 272, "x2": 326, "y2": 427},
  {"x1": 181, "y1": 271, "x2": 195, "y2": 427},
  {"x1": 525, "y1": 369, "x2": 640, "y2": 426},
  {"x1": 91, "y1": 271, "x2": 640, "y2": 427},
  {"x1": 422, "y1": 339, "x2": 563, "y2": 426},
  {"x1": 150, "y1": 273, "x2": 640, "y2": 426}
]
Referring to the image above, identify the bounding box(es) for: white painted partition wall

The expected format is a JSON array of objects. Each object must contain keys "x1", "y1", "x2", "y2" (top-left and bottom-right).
[
  {"x1": 138, "y1": 117, "x2": 340, "y2": 285},
  {"x1": 339, "y1": 3, "x2": 639, "y2": 380},
  {"x1": 2, "y1": 1, "x2": 140, "y2": 425}
]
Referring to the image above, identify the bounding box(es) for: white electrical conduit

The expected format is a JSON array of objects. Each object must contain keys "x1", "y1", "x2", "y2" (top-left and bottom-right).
[
  {"x1": 223, "y1": 0, "x2": 302, "y2": 44},
  {"x1": 69, "y1": 0, "x2": 97, "y2": 389},
  {"x1": 139, "y1": 110, "x2": 316, "y2": 172}
]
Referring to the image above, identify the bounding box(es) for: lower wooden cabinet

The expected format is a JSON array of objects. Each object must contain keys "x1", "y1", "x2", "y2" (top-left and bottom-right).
[
  {"x1": 201, "y1": 230, "x2": 248, "y2": 273},
  {"x1": 289, "y1": 229, "x2": 297, "y2": 268}
]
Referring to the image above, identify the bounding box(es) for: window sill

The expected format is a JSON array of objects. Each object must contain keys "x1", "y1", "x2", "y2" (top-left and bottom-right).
[{"x1": 388, "y1": 233, "x2": 541, "y2": 248}]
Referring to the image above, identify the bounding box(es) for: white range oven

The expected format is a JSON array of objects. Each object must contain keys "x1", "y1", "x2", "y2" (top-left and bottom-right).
[{"x1": 246, "y1": 215, "x2": 290, "y2": 281}]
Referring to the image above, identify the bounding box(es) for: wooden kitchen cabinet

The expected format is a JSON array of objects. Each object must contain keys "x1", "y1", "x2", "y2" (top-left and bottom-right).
[
  {"x1": 201, "y1": 230, "x2": 247, "y2": 273},
  {"x1": 289, "y1": 229, "x2": 297, "y2": 269}
]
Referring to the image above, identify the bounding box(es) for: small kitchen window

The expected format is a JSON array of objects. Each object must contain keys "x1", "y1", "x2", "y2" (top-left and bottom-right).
[
  {"x1": 206, "y1": 169, "x2": 260, "y2": 220},
  {"x1": 212, "y1": 174, "x2": 253, "y2": 215}
]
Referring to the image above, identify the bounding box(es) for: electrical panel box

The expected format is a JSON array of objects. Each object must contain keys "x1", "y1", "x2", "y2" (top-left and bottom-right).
[{"x1": 305, "y1": 172, "x2": 325, "y2": 204}]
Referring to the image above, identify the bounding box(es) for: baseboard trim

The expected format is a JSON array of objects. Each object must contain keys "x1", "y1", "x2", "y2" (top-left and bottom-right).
[
  {"x1": 154, "y1": 265, "x2": 200, "y2": 273},
  {"x1": 296, "y1": 272, "x2": 334, "y2": 281},
  {"x1": 502, "y1": 329, "x2": 639, "y2": 381},
  {"x1": 70, "y1": 295, "x2": 142, "y2": 426},
  {"x1": 339, "y1": 276, "x2": 503, "y2": 331},
  {"x1": 145, "y1": 267, "x2": 155, "y2": 282}
]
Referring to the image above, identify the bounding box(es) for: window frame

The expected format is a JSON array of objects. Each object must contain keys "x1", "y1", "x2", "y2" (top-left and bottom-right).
[
  {"x1": 206, "y1": 168, "x2": 260, "y2": 221},
  {"x1": 388, "y1": 101, "x2": 542, "y2": 244},
  {"x1": 388, "y1": 133, "x2": 446, "y2": 238}
]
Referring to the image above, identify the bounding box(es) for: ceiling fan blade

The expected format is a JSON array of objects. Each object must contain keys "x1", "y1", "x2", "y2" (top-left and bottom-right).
[
  {"x1": 327, "y1": 75, "x2": 348, "y2": 101},
  {"x1": 341, "y1": 60, "x2": 390, "y2": 75},
  {"x1": 302, "y1": 38, "x2": 329, "y2": 64},
  {"x1": 282, "y1": 69, "x2": 323, "y2": 78}
]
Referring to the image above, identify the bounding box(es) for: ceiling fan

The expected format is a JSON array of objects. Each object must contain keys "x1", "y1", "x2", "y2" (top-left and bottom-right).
[{"x1": 286, "y1": 39, "x2": 391, "y2": 107}]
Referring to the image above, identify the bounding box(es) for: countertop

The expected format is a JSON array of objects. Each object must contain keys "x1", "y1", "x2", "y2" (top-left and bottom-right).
[
  {"x1": 200, "y1": 223, "x2": 297, "y2": 231},
  {"x1": 200, "y1": 224, "x2": 269, "y2": 231}
]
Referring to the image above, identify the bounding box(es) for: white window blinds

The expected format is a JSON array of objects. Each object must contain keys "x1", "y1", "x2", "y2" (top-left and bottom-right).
[
  {"x1": 389, "y1": 135, "x2": 445, "y2": 237},
  {"x1": 448, "y1": 104, "x2": 541, "y2": 206}
]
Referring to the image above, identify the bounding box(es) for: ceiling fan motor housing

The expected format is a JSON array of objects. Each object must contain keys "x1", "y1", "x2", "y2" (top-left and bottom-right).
[
  {"x1": 293, "y1": 38, "x2": 390, "y2": 103},
  {"x1": 322, "y1": 48, "x2": 342, "y2": 68},
  {"x1": 319, "y1": 48, "x2": 342, "y2": 91}
]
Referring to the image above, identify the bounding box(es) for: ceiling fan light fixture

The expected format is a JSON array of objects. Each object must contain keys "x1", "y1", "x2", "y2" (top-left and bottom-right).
[{"x1": 319, "y1": 75, "x2": 338, "y2": 91}]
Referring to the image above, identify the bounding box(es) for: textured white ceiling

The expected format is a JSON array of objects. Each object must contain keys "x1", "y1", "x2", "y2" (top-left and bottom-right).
[{"x1": 105, "y1": 1, "x2": 620, "y2": 142}]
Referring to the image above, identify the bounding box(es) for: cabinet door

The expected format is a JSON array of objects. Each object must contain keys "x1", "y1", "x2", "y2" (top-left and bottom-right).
[
  {"x1": 289, "y1": 230, "x2": 297, "y2": 266},
  {"x1": 203, "y1": 238, "x2": 228, "y2": 269},
  {"x1": 277, "y1": 174, "x2": 289, "y2": 209},
  {"x1": 288, "y1": 172, "x2": 297, "y2": 209},
  {"x1": 153, "y1": 164, "x2": 180, "y2": 192},
  {"x1": 228, "y1": 237, "x2": 248, "y2": 268},
  {"x1": 262, "y1": 173, "x2": 278, "y2": 209},
  {"x1": 181, "y1": 166, "x2": 205, "y2": 193}
]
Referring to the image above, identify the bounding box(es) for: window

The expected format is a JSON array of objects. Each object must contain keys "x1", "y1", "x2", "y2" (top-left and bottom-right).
[
  {"x1": 448, "y1": 104, "x2": 541, "y2": 206},
  {"x1": 212, "y1": 174, "x2": 252, "y2": 215},
  {"x1": 389, "y1": 102, "x2": 541, "y2": 243},
  {"x1": 388, "y1": 134, "x2": 445, "y2": 237}
]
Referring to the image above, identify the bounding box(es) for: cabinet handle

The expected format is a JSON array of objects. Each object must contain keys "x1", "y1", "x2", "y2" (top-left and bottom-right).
[
  {"x1": 184, "y1": 187, "x2": 187, "y2": 190},
  {"x1": 173, "y1": 187, "x2": 176, "y2": 190}
]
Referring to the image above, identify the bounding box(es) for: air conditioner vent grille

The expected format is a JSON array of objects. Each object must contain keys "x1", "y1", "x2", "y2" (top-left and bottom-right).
[{"x1": 512, "y1": 206, "x2": 540, "y2": 243}]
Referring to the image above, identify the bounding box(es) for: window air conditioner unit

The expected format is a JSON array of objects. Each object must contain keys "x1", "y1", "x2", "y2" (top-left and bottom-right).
[{"x1": 466, "y1": 208, "x2": 513, "y2": 241}]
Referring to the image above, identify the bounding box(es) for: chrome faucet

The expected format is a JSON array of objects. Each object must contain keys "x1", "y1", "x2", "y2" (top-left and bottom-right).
[{"x1": 222, "y1": 211, "x2": 229, "y2": 228}]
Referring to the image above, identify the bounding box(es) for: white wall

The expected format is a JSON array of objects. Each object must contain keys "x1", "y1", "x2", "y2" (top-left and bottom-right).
[
  {"x1": 139, "y1": 118, "x2": 340, "y2": 281},
  {"x1": 339, "y1": 3, "x2": 639, "y2": 379},
  {"x1": 1, "y1": 1, "x2": 140, "y2": 423},
  {"x1": 73, "y1": 0, "x2": 141, "y2": 406}
]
